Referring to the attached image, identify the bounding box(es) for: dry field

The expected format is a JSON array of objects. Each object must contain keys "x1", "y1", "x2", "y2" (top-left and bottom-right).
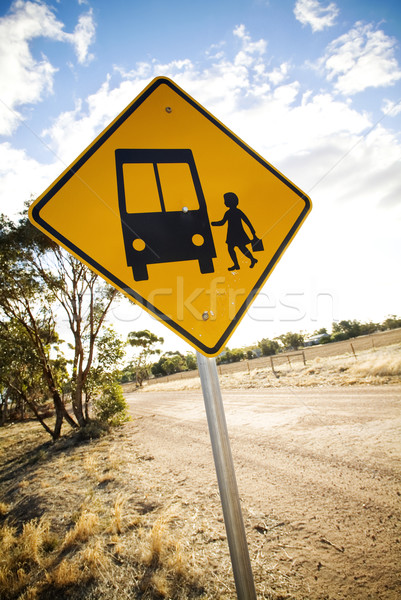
[
  {"x1": 0, "y1": 338, "x2": 400, "y2": 599},
  {"x1": 142, "y1": 327, "x2": 401, "y2": 388},
  {"x1": 136, "y1": 340, "x2": 401, "y2": 392}
]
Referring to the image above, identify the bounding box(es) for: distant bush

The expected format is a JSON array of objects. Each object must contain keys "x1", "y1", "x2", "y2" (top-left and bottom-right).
[
  {"x1": 278, "y1": 332, "x2": 304, "y2": 351},
  {"x1": 216, "y1": 348, "x2": 245, "y2": 364},
  {"x1": 382, "y1": 315, "x2": 401, "y2": 330},
  {"x1": 258, "y1": 338, "x2": 280, "y2": 356},
  {"x1": 255, "y1": 316, "x2": 401, "y2": 353}
]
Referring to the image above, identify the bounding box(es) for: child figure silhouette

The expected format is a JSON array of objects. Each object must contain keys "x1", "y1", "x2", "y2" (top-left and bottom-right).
[{"x1": 211, "y1": 192, "x2": 258, "y2": 271}]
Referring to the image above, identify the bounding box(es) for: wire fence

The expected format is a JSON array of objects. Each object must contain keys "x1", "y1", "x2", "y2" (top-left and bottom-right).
[{"x1": 142, "y1": 327, "x2": 401, "y2": 386}]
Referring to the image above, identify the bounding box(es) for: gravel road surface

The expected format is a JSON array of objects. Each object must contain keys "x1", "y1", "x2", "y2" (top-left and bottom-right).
[{"x1": 125, "y1": 386, "x2": 401, "y2": 599}]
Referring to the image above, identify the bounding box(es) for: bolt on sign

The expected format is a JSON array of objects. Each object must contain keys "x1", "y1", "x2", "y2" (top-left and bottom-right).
[{"x1": 29, "y1": 77, "x2": 311, "y2": 356}]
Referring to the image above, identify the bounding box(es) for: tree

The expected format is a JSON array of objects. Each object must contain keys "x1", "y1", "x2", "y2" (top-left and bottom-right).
[
  {"x1": 258, "y1": 338, "x2": 280, "y2": 356},
  {"x1": 0, "y1": 215, "x2": 74, "y2": 438},
  {"x1": 185, "y1": 352, "x2": 197, "y2": 370},
  {"x1": 278, "y1": 331, "x2": 304, "y2": 351},
  {"x1": 382, "y1": 315, "x2": 401, "y2": 330},
  {"x1": 83, "y1": 327, "x2": 127, "y2": 423},
  {"x1": 230, "y1": 348, "x2": 245, "y2": 362},
  {"x1": 127, "y1": 330, "x2": 164, "y2": 386},
  {"x1": 93, "y1": 381, "x2": 129, "y2": 426},
  {"x1": 359, "y1": 321, "x2": 379, "y2": 336},
  {"x1": 0, "y1": 318, "x2": 69, "y2": 431},
  {"x1": 0, "y1": 213, "x2": 119, "y2": 437},
  {"x1": 151, "y1": 351, "x2": 187, "y2": 376},
  {"x1": 1, "y1": 319, "x2": 45, "y2": 426},
  {"x1": 331, "y1": 320, "x2": 361, "y2": 342},
  {"x1": 216, "y1": 348, "x2": 232, "y2": 364},
  {"x1": 313, "y1": 327, "x2": 328, "y2": 336},
  {"x1": 34, "y1": 248, "x2": 118, "y2": 428},
  {"x1": 89, "y1": 328, "x2": 129, "y2": 425},
  {"x1": 216, "y1": 347, "x2": 245, "y2": 364}
]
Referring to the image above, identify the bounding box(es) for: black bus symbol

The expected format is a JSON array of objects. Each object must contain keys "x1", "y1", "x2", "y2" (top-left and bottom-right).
[{"x1": 115, "y1": 149, "x2": 216, "y2": 282}]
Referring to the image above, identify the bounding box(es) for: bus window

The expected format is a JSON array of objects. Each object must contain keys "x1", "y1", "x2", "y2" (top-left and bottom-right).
[
  {"x1": 158, "y1": 163, "x2": 199, "y2": 212},
  {"x1": 122, "y1": 163, "x2": 161, "y2": 213}
]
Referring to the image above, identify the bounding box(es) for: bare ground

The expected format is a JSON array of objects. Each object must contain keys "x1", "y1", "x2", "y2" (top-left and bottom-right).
[{"x1": 125, "y1": 385, "x2": 401, "y2": 600}]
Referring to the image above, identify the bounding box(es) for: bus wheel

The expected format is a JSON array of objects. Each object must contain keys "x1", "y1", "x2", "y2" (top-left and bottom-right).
[
  {"x1": 199, "y1": 258, "x2": 214, "y2": 274},
  {"x1": 132, "y1": 265, "x2": 149, "y2": 281}
]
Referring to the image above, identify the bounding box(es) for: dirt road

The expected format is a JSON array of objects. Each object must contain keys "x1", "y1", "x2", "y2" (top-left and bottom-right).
[{"x1": 125, "y1": 386, "x2": 401, "y2": 599}]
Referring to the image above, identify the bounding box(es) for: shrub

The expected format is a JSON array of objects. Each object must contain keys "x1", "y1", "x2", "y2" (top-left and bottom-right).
[
  {"x1": 93, "y1": 382, "x2": 129, "y2": 426},
  {"x1": 77, "y1": 420, "x2": 109, "y2": 440}
]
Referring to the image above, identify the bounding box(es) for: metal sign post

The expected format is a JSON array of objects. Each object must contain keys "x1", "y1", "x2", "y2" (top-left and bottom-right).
[{"x1": 197, "y1": 351, "x2": 257, "y2": 600}]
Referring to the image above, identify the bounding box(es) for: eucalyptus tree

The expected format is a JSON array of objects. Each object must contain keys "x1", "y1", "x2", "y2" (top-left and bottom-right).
[
  {"x1": 127, "y1": 329, "x2": 164, "y2": 386},
  {"x1": 0, "y1": 215, "x2": 73, "y2": 438},
  {"x1": 0, "y1": 318, "x2": 68, "y2": 435},
  {"x1": 0, "y1": 212, "x2": 119, "y2": 437}
]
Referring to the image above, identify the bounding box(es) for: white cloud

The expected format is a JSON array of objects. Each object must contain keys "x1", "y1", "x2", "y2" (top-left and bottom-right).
[
  {"x1": 381, "y1": 98, "x2": 401, "y2": 117},
  {"x1": 233, "y1": 24, "x2": 267, "y2": 56},
  {"x1": 67, "y1": 9, "x2": 96, "y2": 65},
  {"x1": 41, "y1": 26, "x2": 390, "y2": 178},
  {"x1": 321, "y1": 22, "x2": 401, "y2": 95},
  {"x1": 266, "y1": 62, "x2": 291, "y2": 85},
  {"x1": 294, "y1": 0, "x2": 339, "y2": 32},
  {"x1": 0, "y1": 142, "x2": 60, "y2": 217},
  {"x1": 0, "y1": 1, "x2": 96, "y2": 135},
  {"x1": 292, "y1": 124, "x2": 401, "y2": 205},
  {"x1": 0, "y1": 1, "x2": 59, "y2": 135},
  {"x1": 11, "y1": 24, "x2": 400, "y2": 221},
  {"x1": 205, "y1": 40, "x2": 226, "y2": 61}
]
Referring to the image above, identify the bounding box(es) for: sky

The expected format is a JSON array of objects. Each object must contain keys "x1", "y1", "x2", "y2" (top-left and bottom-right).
[{"x1": 0, "y1": 0, "x2": 400, "y2": 355}]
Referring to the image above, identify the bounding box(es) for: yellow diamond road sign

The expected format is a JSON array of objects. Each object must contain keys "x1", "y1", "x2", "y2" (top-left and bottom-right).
[{"x1": 29, "y1": 77, "x2": 311, "y2": 357}]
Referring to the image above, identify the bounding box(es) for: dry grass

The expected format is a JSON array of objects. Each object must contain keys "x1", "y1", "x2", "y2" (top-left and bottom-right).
[
  {"x1": 0, "y1": 518, "x2": 56, "y2": 599},
  {"x1": 63, "y1": 511, "x2": 99, "y2": 548},
  {"x1": 0, "y1": 501, "x2": 9, "y2": 516},
  {"x1": 0, "y1": 498, "x2": 205, "y2": 600},
  {"x1": 128, "y1": 512, "x2": 205, "y2": 598},
  {"x1": 350, "y1": 352, "x2": 401, "y2": 377},
  {"x1": 112, "y1": 493, "x2": 127, "y2": 534},
  {"x1": 0, "y1": 422, "x2": 228, "y2": 600}
]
